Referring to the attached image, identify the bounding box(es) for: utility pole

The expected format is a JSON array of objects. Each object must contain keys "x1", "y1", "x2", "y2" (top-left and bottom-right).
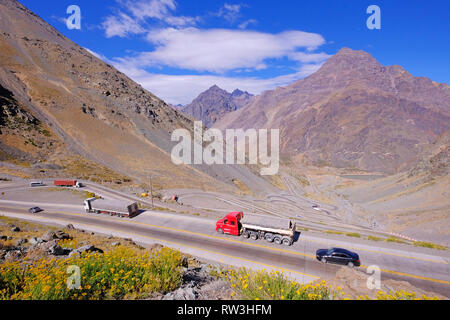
[{"x1": 149, "y1": 174, "x2": 154, "y2": 209}]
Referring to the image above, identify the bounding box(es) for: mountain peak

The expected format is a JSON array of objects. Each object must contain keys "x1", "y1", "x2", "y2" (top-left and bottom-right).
[
  {"x1": 208, "y1": 84, "x2": 222, "y2": 91},
  {"x1": 336, "y1": 47, "x2": 371, "y2": 56},
  {"x1": 326, "y1": 47, "x2": 380, "y2": 66},
  {"x1": 232, "y1": 89, "x2": 252, "y2": 97},
  {"x1": 182, "y1": 86, "x2": 253, "y2": 127}
]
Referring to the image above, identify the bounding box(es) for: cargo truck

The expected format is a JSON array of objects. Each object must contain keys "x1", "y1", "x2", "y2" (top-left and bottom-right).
[
  {"x1": 54, "y1": 180, "x2": 82, "y2": 188},
  {"x1": 216, "y1": 212, "x2": 297, "y2": 246},
  {"x1": 84, "y1": 198, "x2": 139, "y2": 218}
]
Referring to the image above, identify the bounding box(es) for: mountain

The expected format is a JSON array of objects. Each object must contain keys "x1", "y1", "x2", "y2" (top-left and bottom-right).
[
  {"x1": 408, "y1": 131, "x2": 450, "y2": 179},
  {"x1": 182, "y1": 85, "x2": 253, "y2": 127},
  {"x1": 215, "y1": 48, "x2": 450, "y2": 174},
  {"x1": 230, "y1": 89, "x2": 254, "y2": 109},
  {"x1": 0, "y1": 0, "x2": 272, "y2": 193}
]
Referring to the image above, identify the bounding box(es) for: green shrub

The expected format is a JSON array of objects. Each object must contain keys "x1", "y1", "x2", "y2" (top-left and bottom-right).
[
  {"x1": 345, "y1": 232, "x2": 361, "y2": 238},
  {"x1": 386, "y1": 237, "x2": 407, "y2": 244},
  {"x1": 326, "y1": 230, "x2": 343, "y2": 235},
  {"x1": 414, "y1": 241, "x2": 447, "y2": 250}
]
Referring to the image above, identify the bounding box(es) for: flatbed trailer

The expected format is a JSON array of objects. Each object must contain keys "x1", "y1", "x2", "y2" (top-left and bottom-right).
[{"x1": 84, "y1": 198, "x2": 139, "y2": 218}]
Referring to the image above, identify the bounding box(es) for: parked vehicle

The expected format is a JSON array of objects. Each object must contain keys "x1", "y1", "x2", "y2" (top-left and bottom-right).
[
  {"x1": 216, "y1": 212, "x2": 297, "y2": 246},
  {"x1": 54, "y1": 180, "x2": 83, "y2": 188},
  {"x1": 316, "y1": 248, "x2": 361, "y2": 267},
  {"x1": 30, "y1": 181, "x2": 45, "y2": 187},
  {"x1": 84, "y1": 198, "x2": 139, "y2": 218},
  {"x1": 28, "y1": 207, "x2": 43, "y2": 214}
]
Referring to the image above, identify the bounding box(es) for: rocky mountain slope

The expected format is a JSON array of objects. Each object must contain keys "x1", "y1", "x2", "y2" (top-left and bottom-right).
[
  {"x1": 216, "y1": 48, "x2": 450, "y2": 174},
  {"x1": 332, "y1": 130, "x2": 450, "y2": 245},
  {"x1": 408, "y1": 131, "x2": 450, "y2": 179},
  {"x1": 0, "y1": 0, "x2": 272, "y2": 193},
  {"x1": 182, "y1": 85, "x2": 253, "y2": 127}
]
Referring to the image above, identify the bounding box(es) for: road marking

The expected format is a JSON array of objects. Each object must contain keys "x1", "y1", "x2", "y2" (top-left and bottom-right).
[
  {"x1": 361, "y1": 265, "x2": 450, "y2": 286},
  {"x1": 3, "y1": 208, "x2": 450, "y2": 285},
  {"x1": 1, "y1": 206, "x2": 316, "y2": 259},
  {"x1": 1, "y1": 204, "x2": 448, "y2": 265},
  {"x1": 302, "y1": 237, "x2": 448, "y2": 265},
  {"x1": 0, "y1": 211, "x2": 319, "y2": 281},
  {"x1": 1, "y1": 207, "x2": 449, "y2": 286}
]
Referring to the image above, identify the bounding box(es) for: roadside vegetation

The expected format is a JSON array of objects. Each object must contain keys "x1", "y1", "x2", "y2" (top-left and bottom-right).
[
  {"x1": 386, "y1": 236, "x2": 408, "y2": 244},
  {"x1": 345, "y1": 232, "x2": 361, "y2": 238},
  {"x1": 0, "y1": 246, "x2": 183, "y2": 300},
  {"x1": 360, "y1": 290, "x2": 439, "y2": 300},
  {"x1": 325, "y1": 230, "x2": 343, "y2": 235},
  {"x1": 218, "y1": 267, "x2": 440, "y2": 300},
  {"x1": 413, "y1": 241, "x2": 447, "y2": 251},
  {"x1": 221, "y1": 268, "x2": 337, "y2": 300},
  {"x1": 0, "y1": 216, "x2": 184, "y2": 300}
]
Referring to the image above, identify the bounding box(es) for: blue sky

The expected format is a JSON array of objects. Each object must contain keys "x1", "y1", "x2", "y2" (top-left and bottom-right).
[{"x1": 20, "y1": 0, "x2": 450, "y2": 105}]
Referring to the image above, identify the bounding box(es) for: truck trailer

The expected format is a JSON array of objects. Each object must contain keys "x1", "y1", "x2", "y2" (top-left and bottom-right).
[
  {"x1": 216, "y1": 212, "x2": 297, "y2": 246},
  {"x1": 54, "y1": 180, "x2": 82, "y2": 188},
  {"x1": 84, "y1": 198, "x2": 139, "y2": 218}
]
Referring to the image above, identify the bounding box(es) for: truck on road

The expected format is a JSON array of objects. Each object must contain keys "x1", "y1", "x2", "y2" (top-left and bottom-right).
[
  {"x1": 84, "y1": 198, "x2": 139, "y2": 218},
  {"x1": 30, "y1": 181, "x2": 45, "y2": 187},
  {"x1": 54, "y1": 180, "x2": 83, "y2": 188},
  {"x1": 216, "y1": 212, "x2": 297, "y2": 246}
]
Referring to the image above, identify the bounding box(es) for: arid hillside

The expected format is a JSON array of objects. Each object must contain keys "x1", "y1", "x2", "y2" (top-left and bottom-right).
[
  {"x1": 333, "y1": 133, "x2": 450, "y2": 245},
  {"x1": 0, "y1": 0, "x2": 273, "y2": 193},
  {"x1": 216, "y1": 48, "x2": 450, "y2": 174}
]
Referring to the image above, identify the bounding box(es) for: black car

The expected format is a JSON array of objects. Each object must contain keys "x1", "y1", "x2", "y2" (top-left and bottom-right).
[
  {"x1": 316, "y1": 247, "x2": 360, "y2": 267},
  {"x1": 28, "y1": 207, "x2": 43, "y2": 214}
]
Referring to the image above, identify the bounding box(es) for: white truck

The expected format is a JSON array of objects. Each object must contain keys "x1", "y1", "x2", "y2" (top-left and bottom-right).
[{"x1": 84, "y1": 198, "x2": 139, "y2": 218}]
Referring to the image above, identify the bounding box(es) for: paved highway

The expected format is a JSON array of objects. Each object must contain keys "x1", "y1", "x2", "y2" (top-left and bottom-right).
[{"x1": 0, "y1": 195, "x2": 449, "y2": 297}]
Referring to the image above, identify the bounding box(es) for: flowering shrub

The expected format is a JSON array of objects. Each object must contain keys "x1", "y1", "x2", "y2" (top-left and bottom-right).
[
  {"x1": 0, "y1": 246, "x2": 183, "y2": 300},
  {"x1": 359, "y1": 290, "x2": 440, "y2": 300},
  {"x1": 223, "y1": 268, "x2": 336, "y2": 300},
  {"x1": 221, "y1": 268, "x2": 441, "y2": 301}
]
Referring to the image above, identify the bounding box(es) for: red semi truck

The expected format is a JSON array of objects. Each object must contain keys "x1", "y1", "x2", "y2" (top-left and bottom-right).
[
  {"x1": 216, "y1": 212, "x2": 297, "y2": 246},
  {"x1": 54, "y1": 180, "x2": 82, "y2": 188}
]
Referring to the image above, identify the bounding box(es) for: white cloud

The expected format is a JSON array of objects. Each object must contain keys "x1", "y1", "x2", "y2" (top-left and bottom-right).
[
  {"x1": 238, "y1": 19, "x2": 257, "y2": 29},
  {"x1": 218, "y1": 3, "x2": 244, "y2": 23},
  {"x1": 126, "y1": 0, "x2": 177, "y2": 21},
  {"x1": 115, "y1": 27, "x2": 326, "y2": 73},
  {"x1": 102, "y1": 12, "x2": 146, "y2": 38},
  {"x1": 112, "y1": 62, "x2": 323, "y2": 105},
  {"x1": 99, "y1": 1, "x2": 330, "y2": 104},
  {"x1": 102, "y1": 0, "x2": 199, "y2": 37},
  {"x1": 289, "y1": 51, "x2": 331, "y2": 63}
]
